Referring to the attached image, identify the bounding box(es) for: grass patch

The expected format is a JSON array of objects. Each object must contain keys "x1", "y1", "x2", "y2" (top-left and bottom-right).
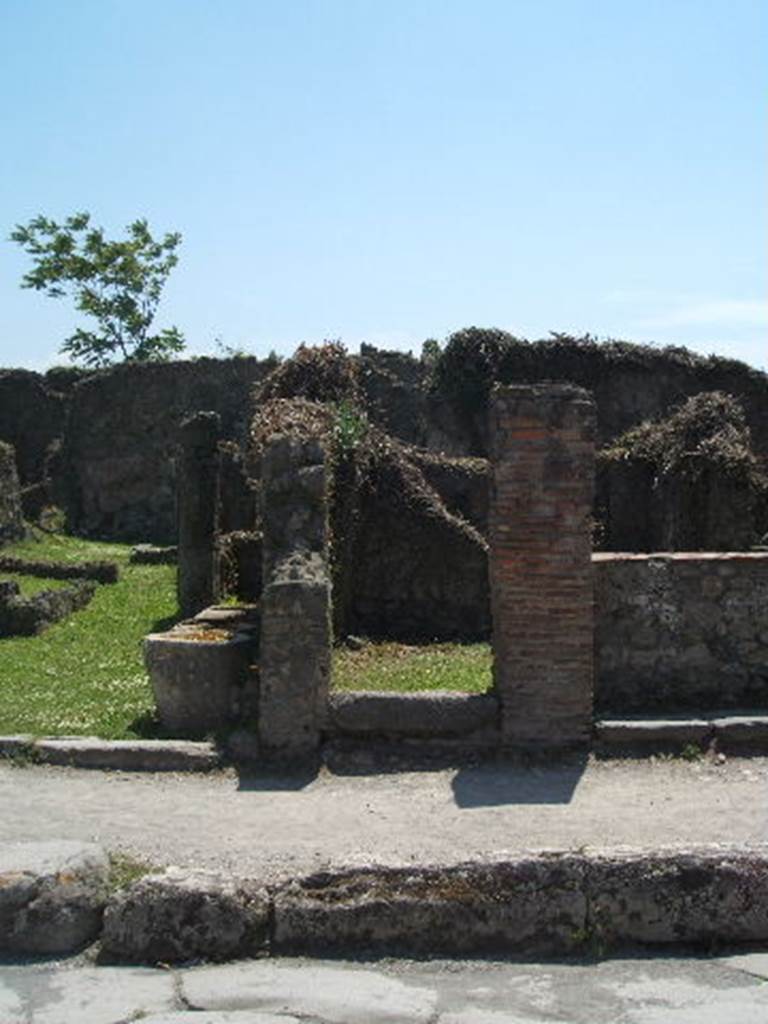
[
  {"x1": 332, "y1": 641, "x2": 492, "y2": 694},
  {"x1": 3, "y1": 573, "x2": 72, "y2": 597},
  {"x1": 108, "y1": 851, "x2": 157, "y2": 891},
  {"x1": 0, "y1": 532, "x2": 178, "y2": 739}
]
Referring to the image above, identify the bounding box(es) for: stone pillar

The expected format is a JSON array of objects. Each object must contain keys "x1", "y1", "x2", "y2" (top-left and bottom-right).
[
  {"x1": 258, "y1": 436, "x2": 331, "y2": 763},
  {"x1": 489, "y1": 384, "x2": 596, "y2": 748},
  {"x1": 177, "y1": 412, "x2": 221, "y2": 618},
  {"x1": 0, "y1": 442, "x2": 25, "y2": 545}
]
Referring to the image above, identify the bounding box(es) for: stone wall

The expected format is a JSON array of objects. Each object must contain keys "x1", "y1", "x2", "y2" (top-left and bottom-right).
[
  {"x1": 258, "y1": 436, "x2": 332, "y2": 763},
  {"x1": 595, "y1": 553, "x2": 768, "y2": 712},
  {"x1": 177, "y1": 412, "x2": 221, "y2": 618},
  {"x1": 0, "y1": 578, "x2": 96, "y2": 636},
  {"x1": 0, "y1": 443, "x2": 24, "y2": 545},
  {"x1": 59, "y1": 358, "x2": 273, "y2": 542},
  {"x1": 0, "y1": 371, "x2": 67, "y2": 487},
  {"x1": 490, "y1": 384, "x2": 596, "y2": 748}
]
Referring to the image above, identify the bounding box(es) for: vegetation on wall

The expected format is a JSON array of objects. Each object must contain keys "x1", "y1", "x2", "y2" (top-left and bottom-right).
[{"x1": 602, "y1": 391, "x2": 766, "y2": 485}]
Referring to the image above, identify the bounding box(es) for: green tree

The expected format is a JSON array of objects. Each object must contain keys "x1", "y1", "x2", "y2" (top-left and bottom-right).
[{"x1": 10, "y1": 212, "x2": 185, "y2": 367}]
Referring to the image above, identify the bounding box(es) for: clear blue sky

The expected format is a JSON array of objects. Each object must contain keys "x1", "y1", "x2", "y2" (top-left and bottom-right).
[{"x1": 1, "y1": 0, "x2": 765, "y2": 371}]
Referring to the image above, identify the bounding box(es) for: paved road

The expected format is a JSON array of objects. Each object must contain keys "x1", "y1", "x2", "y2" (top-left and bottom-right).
[
  {"x1": 2, "y1": 952, "x2": 768, "y2": 1023},
  {"x1": 1, "y1": 756, "x2": 766, "y2": 878}
]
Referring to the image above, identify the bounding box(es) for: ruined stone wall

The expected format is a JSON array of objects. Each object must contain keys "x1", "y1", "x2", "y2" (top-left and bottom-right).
[
  {"x1": 176, "y1": 412, "x2": 221, "y2": 618},
  {"x1": 0, "y1": 371, "x2": 67, "y2": 486},
  {"x1": 60, "y1": 357, "x2": 273, "y2": 542},
  {"x1": 595, "y1": 553, "x2": 768, "y2": 712},
  {"x1": 0, "y1": 443, "x2": 25, "y2": 545},
  {"x1": 490, "y1": 384, "x2": 596, "y2": 748}
]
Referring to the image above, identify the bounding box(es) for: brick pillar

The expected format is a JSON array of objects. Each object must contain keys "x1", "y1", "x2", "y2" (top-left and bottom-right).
[
  {"x1": 177, "y1": 412, "x2": 221, "y2": 618},
  {"x1": 489, "y1": 384, "x2": 595, "y2": 748}
]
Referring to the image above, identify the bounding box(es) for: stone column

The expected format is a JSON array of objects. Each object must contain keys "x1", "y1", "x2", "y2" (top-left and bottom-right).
[
  {"x1": 177, "y1": 412, "x2": 221, "y2": 618},
  {"x1": 489, "y1": 384, "x2": 595, "y2": 748},
  {"x1": 258, "y1": 436, "x2": 331, "y2": 764}
]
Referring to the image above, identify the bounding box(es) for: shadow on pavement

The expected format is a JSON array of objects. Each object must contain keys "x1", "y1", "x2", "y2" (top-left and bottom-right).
[{"x1": 451, "y1": 754, "x2": 589, "y2": 807}]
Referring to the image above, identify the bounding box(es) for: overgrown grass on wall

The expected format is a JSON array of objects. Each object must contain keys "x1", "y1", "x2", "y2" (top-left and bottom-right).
[{"x1": 0, "y1": 534, "x2": 177, "y2": 739}]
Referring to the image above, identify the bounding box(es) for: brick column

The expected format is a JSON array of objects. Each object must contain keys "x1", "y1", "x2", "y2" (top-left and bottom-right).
[
  {"x1": 177, "y1": 412, "x2": 221, "y2": 618},
  {"x1": 489, "y1": 384, "x2": 595, "y2": 748}
]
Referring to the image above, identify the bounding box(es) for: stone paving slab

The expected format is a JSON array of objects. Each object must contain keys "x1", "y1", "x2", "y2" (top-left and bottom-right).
[
  {"x1": 0, "y1": 964, "x2": 177, "y2": 1024},
  {"x1": 3, "y1": 955, "x2": 768, "y2": 1024},
  {"x1": 181, "y1": 961, "x2": 439, "y2": 1023}
]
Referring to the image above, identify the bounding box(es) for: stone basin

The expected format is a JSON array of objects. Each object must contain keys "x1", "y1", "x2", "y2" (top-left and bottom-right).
[{"x1": 144, "y1": 628, "x2": 253, "y2": 733}]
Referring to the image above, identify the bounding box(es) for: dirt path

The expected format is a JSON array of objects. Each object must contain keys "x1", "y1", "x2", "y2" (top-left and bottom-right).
[{"x1": 2, "y1": 756, "x2": 766, "y2": 878}]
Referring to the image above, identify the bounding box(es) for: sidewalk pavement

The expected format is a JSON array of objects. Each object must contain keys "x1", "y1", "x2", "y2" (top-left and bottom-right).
[{"x1": 1, "y1": 755, "x2": 766, "y2": 879}]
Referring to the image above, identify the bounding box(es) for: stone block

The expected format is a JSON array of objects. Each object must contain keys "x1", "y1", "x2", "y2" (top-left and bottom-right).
[
  {"x1": 101, "y1": 868, "x2": 270, "y2": 964},
  {"x1": 144, "y1": 631, "x2": 252, "y2": 732},
  {"x1": 273, "y1": 857, "x2": 586, "y2": 956},
  {"x1": 326, "y1": 691, "x2": 499, "y2": 738},
  {"x1": 586, "y1": 848, "x2": 768, "y2": 946},
  {"x1": 0, "y1": 840, "x2": 108, "y2": 954},
  {"x1": 595, "y1": 719, "x2": 712, "y2": 748},
  {"x1": 32, "y1": 737, "x2": 221, "y2": 772},
  {"x1": 181, "y1": 961, "x2": 437, "y2": 1024},
  {"x1": 712, "y1": 715, "x2": 768, "y2": 751}
]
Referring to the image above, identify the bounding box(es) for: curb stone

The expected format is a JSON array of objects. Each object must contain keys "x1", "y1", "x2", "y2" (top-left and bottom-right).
[
  {"x1": 1, "y1": 715, "x2": 766, "y2": 775},
  {"x1": 595, "y1": 714, "x2": 768, "y2": 752},
  {"x1": 0, "y1": 736, "x2": 221, "y2": 772},
  {"x1": 0, "y1": 841, "x2": 109, "y2": 955},
  {"x1": 101, "y1": 868, "x2": 270, "y2": 964},
  {"x1": 2, "y1": 841, "x2": 767, "y2": 963}
]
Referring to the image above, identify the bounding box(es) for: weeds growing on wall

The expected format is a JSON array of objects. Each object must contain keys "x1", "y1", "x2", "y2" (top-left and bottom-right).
[
  {"x1": 602, "y1": 392, "x2": 767, "y2": 485},
  {"x1": 249, "y1": 344, "x2": 487, "y2": 638}
]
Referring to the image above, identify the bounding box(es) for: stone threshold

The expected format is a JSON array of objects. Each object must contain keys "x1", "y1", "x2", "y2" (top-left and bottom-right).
[
  {"x1": 1, "y1": 713, "x2": 767, "y2": 773},
  {"x1": 595, "y1": 713, "x2": 768, "y2": 751},
  {"x1": 2, "y1": 840, "x2": 768, "y2": 962}
]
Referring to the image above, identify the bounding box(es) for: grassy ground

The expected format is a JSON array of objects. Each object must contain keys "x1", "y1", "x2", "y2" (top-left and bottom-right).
[
  {"x1": 0, "y1": 531, "x2": 491, "y2": 739},
  {"x1": 0, "y1": 533, "x2": 177, "y2": 739},
  {"x1": 332, "y1": 641, "x2": 492, "y2": 694}
]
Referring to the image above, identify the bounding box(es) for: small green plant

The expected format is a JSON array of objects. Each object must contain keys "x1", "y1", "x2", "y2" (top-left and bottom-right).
[
  {"x1": 108, "y1": 851, "x2": 156, "y2": 891},
  {"x1": 333, "y1": 400, "x2": 369, "y2": 454},
  {"x1": 679, "y1": 742, "x2": 703, "y2": 762}
]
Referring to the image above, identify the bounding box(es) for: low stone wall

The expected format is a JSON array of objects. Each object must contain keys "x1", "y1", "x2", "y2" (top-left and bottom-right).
[
  {"x1": 595, "y1": 553, "x2": 768, "y2": 712},
  {"x1": 0, "y1": 578, "x2": 96, "y2": 636},
  {"x1": 0, "y1": 442, "x2": 24, "y2": 545},
  {"x1": 0, "y1": 555, "x2": 118, "y2": 584}
]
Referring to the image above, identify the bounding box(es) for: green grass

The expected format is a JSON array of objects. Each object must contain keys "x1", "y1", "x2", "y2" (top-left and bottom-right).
[
  {"x1": 0, "y1": 533, "x2": 178, "y2": 739},
  {"x1": 0, "y1": 531, "x2": 492, "y2": 737},
  {"x1": 3, "y1": 573, "x2": 72, "y2": 597},
  {"x1": 332, "y1": 641, "x2": 493, "y2": 694}
]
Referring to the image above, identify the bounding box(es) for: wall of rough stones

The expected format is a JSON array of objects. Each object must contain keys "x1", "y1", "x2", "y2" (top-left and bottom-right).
[
  {"x1": 0, "y1": 443, "x2": 25, "y2": 545},
  {"x1": 258, "y1": 436, "x2": 332, "y2": 763},
  {"x1": 59, "y1": 358, "x2": 273, "y2": 542},
  {"x1": 0, "y1": 370, "x2": 67, "y2": 488},
  {"x1": 594, "y1": 553, "x2": 768, "y2": 712}
]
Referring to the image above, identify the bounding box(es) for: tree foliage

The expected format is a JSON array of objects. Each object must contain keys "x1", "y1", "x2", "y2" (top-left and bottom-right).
[{"x1": 10, "y1": 212, "x2": 185, "y2": 367}]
